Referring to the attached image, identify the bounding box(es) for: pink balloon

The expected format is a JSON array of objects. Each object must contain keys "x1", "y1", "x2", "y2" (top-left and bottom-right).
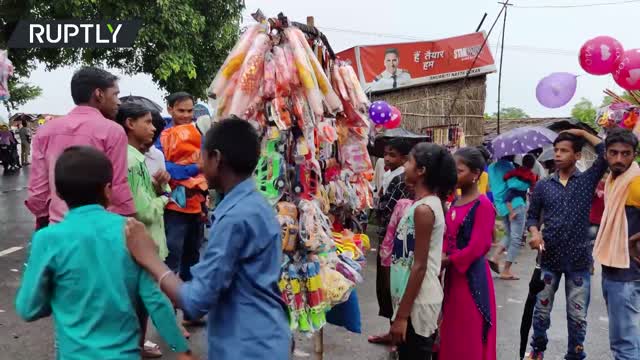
[
  {"x1": 384, "y1": 106, "x2": 402, "y2": 129},
  {"x1": 612, "y1": 49, "x2": 640, "y2": 91},
  {"x1": 579, "y1": 36, "x2": 624, "y2": 75}
]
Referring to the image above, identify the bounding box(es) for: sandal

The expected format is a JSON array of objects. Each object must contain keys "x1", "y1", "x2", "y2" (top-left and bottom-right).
[
  {"x1": 488, "y1": 260, "x2": 500, "y2": 274},
  {"x1": 142, "y1": 340, "x2": 162, "y2": 358},
  {"x1": 498, "y1": 274, "x2": 520, "y2": 280},
  {"x1": 367, "y1": 333, "x2": 392, "y2": 345}
]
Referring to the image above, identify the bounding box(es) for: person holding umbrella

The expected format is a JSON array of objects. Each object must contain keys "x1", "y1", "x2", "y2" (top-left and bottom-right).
[{"x1": 525, "y1": 129, "x2": 606, "y2": 360}]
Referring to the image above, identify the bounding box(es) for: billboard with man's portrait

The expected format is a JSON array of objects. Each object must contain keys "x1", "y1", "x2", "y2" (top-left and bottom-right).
[{"x1": 337, "y1": 32, "x2": 496, "y2": 93}]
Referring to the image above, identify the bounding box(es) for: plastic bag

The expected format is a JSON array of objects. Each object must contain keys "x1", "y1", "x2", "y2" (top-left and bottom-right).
[{"x1": 228, "y1": 33, "x2": 270, "y2": 117}]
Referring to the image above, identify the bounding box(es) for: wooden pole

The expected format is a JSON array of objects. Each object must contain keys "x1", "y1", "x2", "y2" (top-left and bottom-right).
[
  {"x1": 309, "y1": 14, "x2": 323, "y2": 360},
  {"x1": 496, "y1": 1, "x2": 512, "y2": 135}
]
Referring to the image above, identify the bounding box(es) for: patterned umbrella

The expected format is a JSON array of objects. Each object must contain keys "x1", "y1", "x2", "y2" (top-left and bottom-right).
[{"x1": 491, "y1": 126, "x2": 558, "y2": 159}]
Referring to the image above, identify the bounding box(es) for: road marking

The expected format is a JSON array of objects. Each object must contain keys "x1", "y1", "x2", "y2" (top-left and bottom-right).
[
  {"x1": 507, "y1": 298, "x2": 523, "y2": 304},
  {"x1": 0, "y1": 186, "x2": 28, "y2": 194},
  {"x1": 599, "y1": 316, "x2": 609, "y2": 323},
  {"x1": 10, "y1": 268, "x2": 18, "y2": 272},
  {"x1": 0, "y1": 246, "x2": 23, "y2": 257}
]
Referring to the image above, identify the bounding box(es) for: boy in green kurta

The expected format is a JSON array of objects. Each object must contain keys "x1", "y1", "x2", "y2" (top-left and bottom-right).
[
  {"x1": 15, "y1": 146, "x2": 193, "y2": 360},
  {"x1": 116, "y1": 102, "x2": 172, "y2": 260},
  {"x1": 116, "y1": 102, "x2": 177, "y2": 357}
]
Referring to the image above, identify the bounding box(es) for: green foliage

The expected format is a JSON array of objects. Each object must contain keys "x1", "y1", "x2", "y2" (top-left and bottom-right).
[
  {"x1": 601, "y1": 91, "x2": 638, "y2": 107},
  {"x1": 571, "y1": 98, "x2": 597, "y2": 129},
  {"x1": 4, "y1": 78, "x2": 42, "y2": 112},
  {"x1": 0, "y1": 0, "x2": 244, "y2": 109},
  {"x1": 492, "y1": 107, "x2": 529, "y2": 119}
]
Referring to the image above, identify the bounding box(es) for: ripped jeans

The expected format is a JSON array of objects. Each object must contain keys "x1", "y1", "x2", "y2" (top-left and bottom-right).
[{"x1": 530, "y1": 269, "x2": 591, "y2": 359}]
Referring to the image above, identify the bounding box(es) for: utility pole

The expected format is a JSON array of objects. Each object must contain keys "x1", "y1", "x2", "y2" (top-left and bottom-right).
[{"x1": 496, "y1": 1, "x2": 512, "y2": 135}]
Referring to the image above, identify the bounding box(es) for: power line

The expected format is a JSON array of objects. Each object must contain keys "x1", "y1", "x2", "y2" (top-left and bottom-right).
[
  {"x1": 514, "y1": 0, "x2": 640, "y2": 9},
  {"x1": 241, "y1": 15, "x2": 578, "y2": 57}
]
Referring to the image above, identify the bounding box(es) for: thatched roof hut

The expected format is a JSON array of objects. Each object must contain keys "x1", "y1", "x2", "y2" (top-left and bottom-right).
[{"x1": 371, "y1": 76, "x2": 487, "y2": 146}]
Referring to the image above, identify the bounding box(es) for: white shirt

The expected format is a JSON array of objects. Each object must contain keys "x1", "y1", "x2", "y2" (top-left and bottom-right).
[
  {"x1": 368, "y1": 69, "x2": 411, "y2": 92},
  {"x1": 392, "y1": 195, "x2": 445, "y2": 338},
  {"x1": 145, "y1": 145, "x2": 166, "y2": 176},
  {"x1": 382, "y1": 166, "x2": 405, "y2": 195},
  {"x1": 374, "y1": 158, "x2": 386, "y2": 193}
]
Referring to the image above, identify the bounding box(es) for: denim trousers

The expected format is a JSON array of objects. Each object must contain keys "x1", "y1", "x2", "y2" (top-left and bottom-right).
[
  {"x1": 602, "y1": 278, "x2": 640, "y2": 360},
  {"x1": 502, "y1": 205, "x2": 526, "y2": 263},
  {"x1": 531, "y1": 268, "x2": 591, "y2": 359},
  {"x1": 164, "y1": 210, "x2": 202, "y2": 282}
]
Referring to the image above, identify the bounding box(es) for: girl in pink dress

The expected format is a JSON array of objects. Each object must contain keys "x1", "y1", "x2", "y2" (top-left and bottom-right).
[{"x1": 440, "y1": 147, "x2": 497, "y2": 360}]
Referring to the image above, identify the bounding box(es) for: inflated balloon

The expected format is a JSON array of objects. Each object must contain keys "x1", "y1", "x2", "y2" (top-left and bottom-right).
[
  {"x1": 536, "y1": 72, "x2": 577, "y2": 108},
  {"x1": 579, "y1": 36, "x2": 624, "y2": 75},
  {"x1": 368, "y1": 100, "x2": 392, "y2": 125},
  {"x1": 384, "y1": 106, "x2": 402, "y2": 129},
  {"x1": 612, "y1": 49, "x2": 640, "y2": 91}
]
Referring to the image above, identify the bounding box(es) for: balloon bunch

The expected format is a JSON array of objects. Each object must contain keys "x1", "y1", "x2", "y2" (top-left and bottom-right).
[
  {"x1": 579, "y1": 36, "x2": 640, "y2": 91},
  {"x1": 368, "y1": 100, "x2": 402, "y2": 129}
]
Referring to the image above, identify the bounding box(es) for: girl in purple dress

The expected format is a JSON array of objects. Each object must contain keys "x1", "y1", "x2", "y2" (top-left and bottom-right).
[{"x1": 440, "y1": 147, "x2": 497, "y2": 360}]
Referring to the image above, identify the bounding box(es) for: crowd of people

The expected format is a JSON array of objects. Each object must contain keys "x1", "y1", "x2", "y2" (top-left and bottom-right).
[
  {"x1": 9, "y1": 65, "x2": 640, "y2": 360},
  {"x1": 370, "y1": 127, "x2": 639, "y2": 359}
]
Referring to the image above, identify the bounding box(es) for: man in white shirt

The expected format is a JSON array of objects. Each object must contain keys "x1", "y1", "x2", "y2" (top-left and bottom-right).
[{"x1": 369, "y1": 48, "x2": 411, "y2": 92}]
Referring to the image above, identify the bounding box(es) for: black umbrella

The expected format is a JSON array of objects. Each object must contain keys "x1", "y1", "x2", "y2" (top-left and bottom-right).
[
  {"x1": 368, "y1": 127, "x2": 430, "y2": 158},
  {"x1": 119, "y1": 95, "x2": 163, "y2": 113},
  {"x1": 519, "y1": 253, "x2": 545, "y2": 359}
]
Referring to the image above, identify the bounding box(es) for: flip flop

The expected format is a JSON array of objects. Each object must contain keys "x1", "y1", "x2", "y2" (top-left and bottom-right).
[
  {"x1": 499, "y1": 274, "x2": 520, "y2": 280},
  {"x1": 367, "y1": 333, "x2": 392, "y2": 345},
  {"x1": 488, "y1": 260, "x2": 500, "y2": 274},
  {"x1": 182, "y1": 318, "x2": 207, "y2": 327},
  {"x1": 142, "y1": 341, "x2": 162, "y2": 358}
]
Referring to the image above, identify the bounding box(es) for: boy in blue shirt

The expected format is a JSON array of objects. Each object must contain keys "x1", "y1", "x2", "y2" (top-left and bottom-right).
[
  {"x1": 15, "y1": 146, "x2": 194, "y2": 360},
  {"x1": 125, "y1": 116, "x2": 291, "y2": 360}
]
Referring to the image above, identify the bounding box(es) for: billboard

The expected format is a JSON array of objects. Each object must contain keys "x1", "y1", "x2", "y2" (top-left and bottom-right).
[{"x1": 337, "y1": 32, "x2": 496, "y2": 93}]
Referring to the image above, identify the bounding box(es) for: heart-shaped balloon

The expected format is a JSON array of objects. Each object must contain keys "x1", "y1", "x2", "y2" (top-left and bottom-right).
[
  {"x1": 579, "y1": 36, "x2": 624, "y2": 75},
  {"x1": 612, "y1": 49, "x2": 640, "y2": 91},
  {"x1": 384, "y1": 106, "x2": 402, "y2": 129}
]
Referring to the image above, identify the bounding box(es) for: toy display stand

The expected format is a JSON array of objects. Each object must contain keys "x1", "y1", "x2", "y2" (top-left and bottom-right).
[{"x1": 208, "y1": 10, "x2": 375, "y2": 358}]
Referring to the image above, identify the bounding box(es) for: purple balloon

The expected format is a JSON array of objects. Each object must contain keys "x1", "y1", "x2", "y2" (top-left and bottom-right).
[
  {"x1": 369, "y1": 101, "x2": 392, "y2": 125},
  {"x1": 536, "y1": 72, "x2": 577, "y2": 108}
]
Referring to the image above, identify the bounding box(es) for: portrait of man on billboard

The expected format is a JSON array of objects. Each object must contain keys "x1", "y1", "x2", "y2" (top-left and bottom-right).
[{"x1": 370, "y1": 48, "x2": 411, "y2": 91}]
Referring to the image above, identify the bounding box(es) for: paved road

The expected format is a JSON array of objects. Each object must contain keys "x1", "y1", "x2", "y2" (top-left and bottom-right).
[{"x1": 0, "y1": 168, "x2": 613, "y2": 360}]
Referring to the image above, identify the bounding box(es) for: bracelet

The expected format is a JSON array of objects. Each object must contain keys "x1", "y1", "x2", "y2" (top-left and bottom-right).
[{"x1": 158, "y1": 270, "x2": 173, "y2": 290}]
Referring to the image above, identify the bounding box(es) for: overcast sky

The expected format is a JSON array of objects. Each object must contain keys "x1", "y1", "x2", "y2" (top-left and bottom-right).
[{"x1": 1, "y1": 0, "x2": 638, "y2": 121}]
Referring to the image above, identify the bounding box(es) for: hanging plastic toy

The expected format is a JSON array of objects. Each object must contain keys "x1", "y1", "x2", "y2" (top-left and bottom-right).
[{"x1": 0, "y1": 50, "x2": 13, "y2": 101}]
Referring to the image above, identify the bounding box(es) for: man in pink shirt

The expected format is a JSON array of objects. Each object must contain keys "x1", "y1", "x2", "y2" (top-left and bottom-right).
[{"x1": 26, "y1": 67, "x2": 135, "y2": 228}]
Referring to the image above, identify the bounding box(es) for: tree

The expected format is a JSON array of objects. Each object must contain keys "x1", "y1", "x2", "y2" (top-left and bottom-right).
[
  {"x1": 492, "y1": 107, "x2": 529, "y2": 119},
  {"x1": 0, "y1": 0, "x2": 244, "y2": 110},
  {"x1": 571, "y1": 98, "x2": 597, "y2": 129}
]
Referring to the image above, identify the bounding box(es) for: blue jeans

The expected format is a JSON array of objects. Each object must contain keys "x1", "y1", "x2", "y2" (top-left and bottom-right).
[
  {"x1": 164, "y1": 210, "x2": 203, "y2": 283},
  {"x1": 502, "y1": 205, "x2": 526, "y2": 263},
  {"x1": 531, "y1": 269, "x2": 591, "y2": 359},
  {"x1": 602, "y1": 278, "x2": 640, "y2": 360}
]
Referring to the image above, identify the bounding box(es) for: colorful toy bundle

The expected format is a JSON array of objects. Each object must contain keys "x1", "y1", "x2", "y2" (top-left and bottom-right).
[
  {"x1": 0, "y1": 50, "x2": 13, "y2": 101},
  {"x1": 596, "y1": 90, "x2": 640, "y2": 139},
  {"x1": 209, "y1": 13, "x2": 373, "y2": 334}
]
